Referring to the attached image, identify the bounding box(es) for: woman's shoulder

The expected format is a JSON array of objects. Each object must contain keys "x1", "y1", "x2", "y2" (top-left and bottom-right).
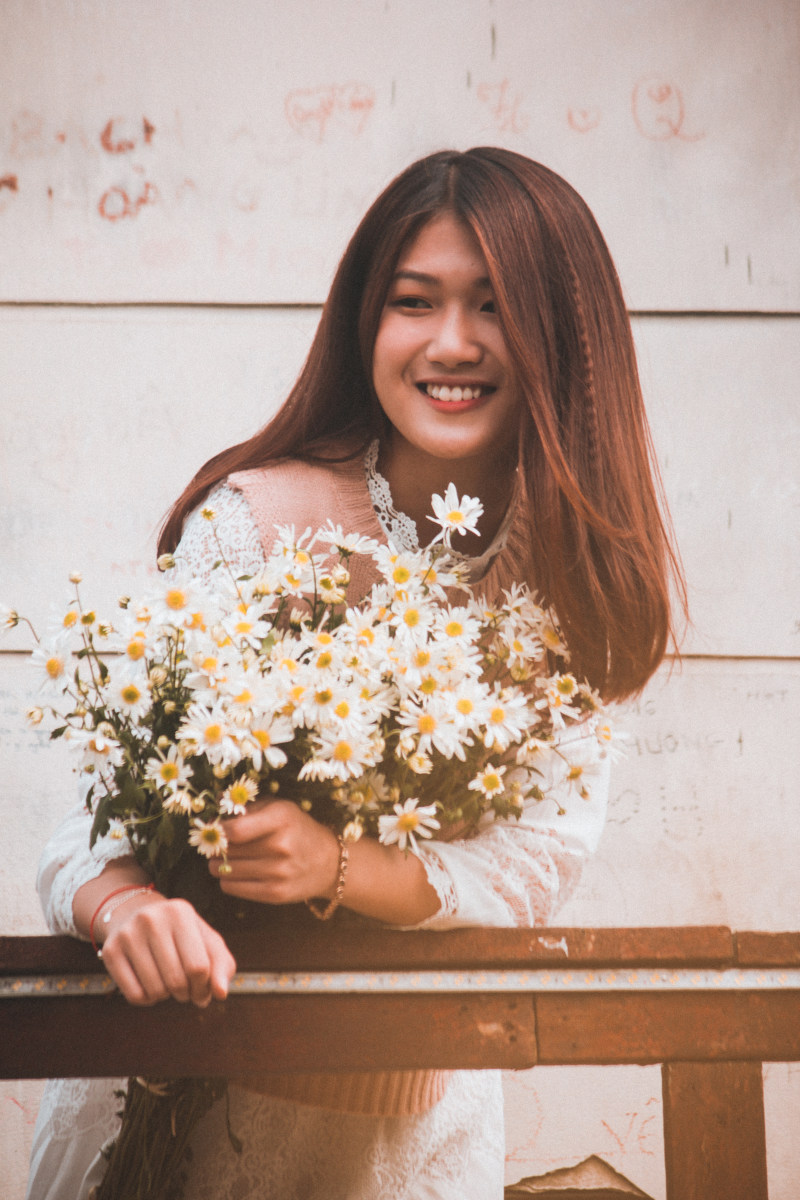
[{"x1": 227, "y1": 438, "x2": 383, "y2": 545}]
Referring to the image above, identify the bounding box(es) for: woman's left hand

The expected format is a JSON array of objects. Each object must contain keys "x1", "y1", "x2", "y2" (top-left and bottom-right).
[{"x1": 208, "y1": 799, "x2": 341, "y2": 906}]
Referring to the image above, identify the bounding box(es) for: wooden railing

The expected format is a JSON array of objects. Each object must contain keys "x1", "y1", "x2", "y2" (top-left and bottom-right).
[{"x1": 3, "y1": 924, "x2": 799, "y2": 1199}]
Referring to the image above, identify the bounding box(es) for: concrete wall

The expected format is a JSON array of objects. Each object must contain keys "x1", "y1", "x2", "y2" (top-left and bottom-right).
[{"x1": 1, "y1": 2, "x2": 798, "y2": 1194}]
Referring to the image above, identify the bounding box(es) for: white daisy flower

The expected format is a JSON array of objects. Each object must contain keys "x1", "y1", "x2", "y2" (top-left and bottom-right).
[
  {"x1": 178, "y1": 704, "x2": 242, "y2": 769},
  {"x1": 218, "y1": 776, "x2": 259, "y2": 816},
  {"x1": 482, "y1": 688, "x2": 532, "y2": 750},
  {"x1": 189, "y1": 817, "x2": 228, "y2": 858},
  {"x1": 378, "y1": 798, "x2": 440, "y2": 852},
  {"x1": 468, "y1": 762, "x2": 507, "y2": 799},
  {"x1": 106, "y1": 667, "x2": 151, "y2": 723},
  {"x1": 145, "y1": 745, "x2": 192, "y2": 792},
  {"x1": 31, "y1": 635, "x2": 72, "y2": 693},
  {"x1": 315, "y1": 523, "x2": 381, "y2": 558},
  {"x1": 67, "y1": 726, "x2": 125, "y2": 773},
  {"x1": 428, "y1": 483, "x2": 483, "y2": 545}
]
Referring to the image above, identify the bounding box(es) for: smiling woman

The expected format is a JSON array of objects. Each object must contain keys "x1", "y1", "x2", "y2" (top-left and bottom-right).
[{"x1": 27, "y1": 147, "x2": 685, "y2": 1200}]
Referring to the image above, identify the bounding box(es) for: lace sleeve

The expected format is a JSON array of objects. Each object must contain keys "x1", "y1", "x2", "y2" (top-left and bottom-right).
[
  {"x1": 175, "y1": 483, "x2": 266, "y2": 581},
  {"x1": 37, "y1": 782, "x2": 134, "y2": 939},
  {"x1": 411, "y1": 729, "x2": 611, "y2": 930}
]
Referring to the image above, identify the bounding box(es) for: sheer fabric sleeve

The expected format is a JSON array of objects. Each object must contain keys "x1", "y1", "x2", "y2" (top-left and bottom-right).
[
  {"x1": 37, "y1": 484, "x2": 267, "y2": 938},
  {"x1": 410, "y1": 726, "x2": 610, "y2": 930}
]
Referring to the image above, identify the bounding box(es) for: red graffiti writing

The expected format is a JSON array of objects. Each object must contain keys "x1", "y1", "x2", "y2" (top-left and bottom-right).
[
  {"x1": 285, "y1": 83, "x2": 375, "y2": 142},
  {"x1": 476, "y1": 80, "x2": 528, "y2": 135},
  {"x1": 100, "y1": 116, "x2": 156, "y2": 154},
  {"x1": 568, "y1": 107, "x2": 602, "y2": 133},
  {"x1": 632, "y1": 77, "x2": 704, "y2": 142},
  {"x1": 98, "y1": 180, "x2": 158, "y2": 221}
]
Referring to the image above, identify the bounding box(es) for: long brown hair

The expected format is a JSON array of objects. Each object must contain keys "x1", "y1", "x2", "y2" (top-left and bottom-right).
[{"x1": 159, "y1": 147, "x2": 685, "y2": 701}]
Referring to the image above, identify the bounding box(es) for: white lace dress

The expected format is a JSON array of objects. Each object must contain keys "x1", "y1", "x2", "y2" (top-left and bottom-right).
[{"x1": 26, "y1": 463, "x2": 609, "y2": 1200}]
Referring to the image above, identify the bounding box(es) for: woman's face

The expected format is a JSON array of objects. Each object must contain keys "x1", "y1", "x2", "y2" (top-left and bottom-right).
[{"x1": 371, "y1": 212, "x2": 521, "y2": 474}]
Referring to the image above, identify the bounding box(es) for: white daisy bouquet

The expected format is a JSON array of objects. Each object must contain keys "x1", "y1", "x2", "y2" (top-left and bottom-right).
[{"x1": 4, "y1": 485, "x2": 613, "y2": 1198}]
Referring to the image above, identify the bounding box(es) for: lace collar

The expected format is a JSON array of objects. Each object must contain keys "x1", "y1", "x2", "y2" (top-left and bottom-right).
[{"x1": 363, "y1": 440, "x2": 517, "y2": 581}]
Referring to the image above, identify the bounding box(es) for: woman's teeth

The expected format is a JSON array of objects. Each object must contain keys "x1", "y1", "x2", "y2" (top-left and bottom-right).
[{"x1": 425, "y1": 384, "x2": 487, "y2": 402}]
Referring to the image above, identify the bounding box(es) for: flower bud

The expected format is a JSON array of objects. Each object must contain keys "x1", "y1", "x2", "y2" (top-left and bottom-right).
[
  {"x1": 69, "y1": 571, "x2": 82, "y2": 584},
  {"x1": 25, "y1": 706, "x2": 44, "y2": 725},
  {"x1": 117, "y1": 595, "x2": 131, "y2": 609},
  {"x1": 157, "y1": 553, "x2": 175, "y2": 572}
]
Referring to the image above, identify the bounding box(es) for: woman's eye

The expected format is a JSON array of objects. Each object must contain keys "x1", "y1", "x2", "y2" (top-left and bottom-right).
[
  {"x1": 480, "y1": 299, "x2": 496, "y2": 314},
  {"x1": 391, "y1": 295, "x2": 431, "y2": 310}
]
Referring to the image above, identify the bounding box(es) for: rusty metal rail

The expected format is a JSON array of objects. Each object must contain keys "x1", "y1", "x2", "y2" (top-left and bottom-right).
[{"x1": 3, "y1": 924, "x2": 799, "y2": 1199}]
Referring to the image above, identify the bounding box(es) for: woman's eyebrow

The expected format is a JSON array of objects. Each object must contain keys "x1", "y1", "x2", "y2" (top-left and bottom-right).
[{"x1": 391, "y1": 268, "x2": 492, "y2": 287}]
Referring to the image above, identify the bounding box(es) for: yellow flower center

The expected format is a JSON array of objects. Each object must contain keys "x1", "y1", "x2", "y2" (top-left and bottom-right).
[
  {"x1": 483, "y1": 772, "x2": 502, "y2": 792},
  {"x1": 397, "y1": 812, "x2": 420, "y2": 832},
  {"x1": 403, "y1": 609, "x2": 420, "y2": 628},
  {"x1": 160, "y1": 762, "x2": 179, "y2": 782},
  {"x1": 317, "y1": 632, "x2": 333, "y2": 646},
  {"x1": 121, "y1": 684, "x2": 141, "y2": 704},
  {"x1": 165, "y1": 588, "x2": 187, "y2": 610},
  {"x1": 45, "y1": 656, "x2": 63, "y2": 678},
  {"x1": 490, "y1": 706, "x2": 506, "y2": 724},
  {"x1": 414, "y1": 649, "x2": 431, "y2": 667},
  {"x1": 229, "y1": 783, "x2": 251, "y2": 804},
  {"x1": 127, "y1": 640, "x2": 146, "y2": 661},
  {"x1": 203, "y1": 724, "x2": 223, "y2": 744},
  {"x1": 557, "y1": 675, "x2": 577, "y2": 695},
  {"x1": 334, "y1": 700, "x2": 350, "y2": 718},
  {"x1": 420, "y1": 676, "x2": 437, "y2": 695},
  {"x1": 234, "y1": 620, "x2": 253, "y2": 635},
  {"x1": 63, "y1": 610, "x2": 79, "y2": 628},
  {"x1": 445, "y1": 621, "x2": 463, "y2": 637},
  {"x1": 456, "y1": 697, "x2": 473, "y2": 715},
  {"x1": 393, "y1": 565, "x2": 411, "y2": 584},
  {"x1": 187, "y1": 612, "x2": 206, "y2": 630},
  {"x1": 316, "y1": 651, "x2": 333, "y2": 669},
  {"x1": 447, "y1": 509, "x2": 464, "y2": 525},
  {"x1": 253, "y1": 729, "x2": 271, "y2": 748},
  {"x1": 333, "y1": 740, "x2": 353, "y2": 762},
  {"x1": 316, "y1": 689, "x2": 333, "y2": 705},
  {"x1": 418, "y1": 714, "x2": 436, "y2": 734}
]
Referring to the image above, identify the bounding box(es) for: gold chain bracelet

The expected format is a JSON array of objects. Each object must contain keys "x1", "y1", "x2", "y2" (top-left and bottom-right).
[{"x1": 305, "y1": 835, "x2": 349, "y2": 920}]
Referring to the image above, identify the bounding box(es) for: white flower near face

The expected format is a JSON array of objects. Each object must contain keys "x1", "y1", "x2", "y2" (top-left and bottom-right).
[
  {"x1": 162, "y1": 789, "x2": 198, "y2": 816},
  {"x1": 378, "y1": 798, "x2": 440, "y2": 852},
  {"x1": 177, "y1": 703, "x2": 242, "y2": 769},
  {"x1": 428, "y1": 483, "x2": 484, "y2": 546},
  {"x1": 536, "y1": 673, "x2": 581, "y2": 729},
  {"x1": 31, "y1": 634, "x2": 72, "y2": 693},
  {"x1": 189, "y1": 817, "x2": 228, "y2": 858},
  {"x1": 145, "y1": 745, "x2": 193, "y2": 793}
]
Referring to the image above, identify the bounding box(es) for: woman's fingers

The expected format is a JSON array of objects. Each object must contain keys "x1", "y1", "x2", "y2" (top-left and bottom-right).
[{"x1": 101, "y1": 896, "x2": 235, "y2": 1007}]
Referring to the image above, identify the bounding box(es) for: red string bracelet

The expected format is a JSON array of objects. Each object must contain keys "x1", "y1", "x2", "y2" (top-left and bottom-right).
[{"x1": 90, "y1": 883, "x2": 156, "y2": 955}]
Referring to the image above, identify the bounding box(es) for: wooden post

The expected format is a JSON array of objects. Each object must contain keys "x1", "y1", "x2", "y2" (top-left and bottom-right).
[{"x1": 662, "y1": 1061, "x2": 768, "y2": 1200}]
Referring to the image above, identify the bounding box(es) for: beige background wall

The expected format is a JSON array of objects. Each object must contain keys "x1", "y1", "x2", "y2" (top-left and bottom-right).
[{"x1": 1, "y1": 2, "x2": 798, "y2": 1195}]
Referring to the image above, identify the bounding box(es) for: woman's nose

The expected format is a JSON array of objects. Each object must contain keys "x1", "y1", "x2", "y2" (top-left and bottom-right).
[{"x1": 426, "y1": 306, "x2": 483, "y2": 365}]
